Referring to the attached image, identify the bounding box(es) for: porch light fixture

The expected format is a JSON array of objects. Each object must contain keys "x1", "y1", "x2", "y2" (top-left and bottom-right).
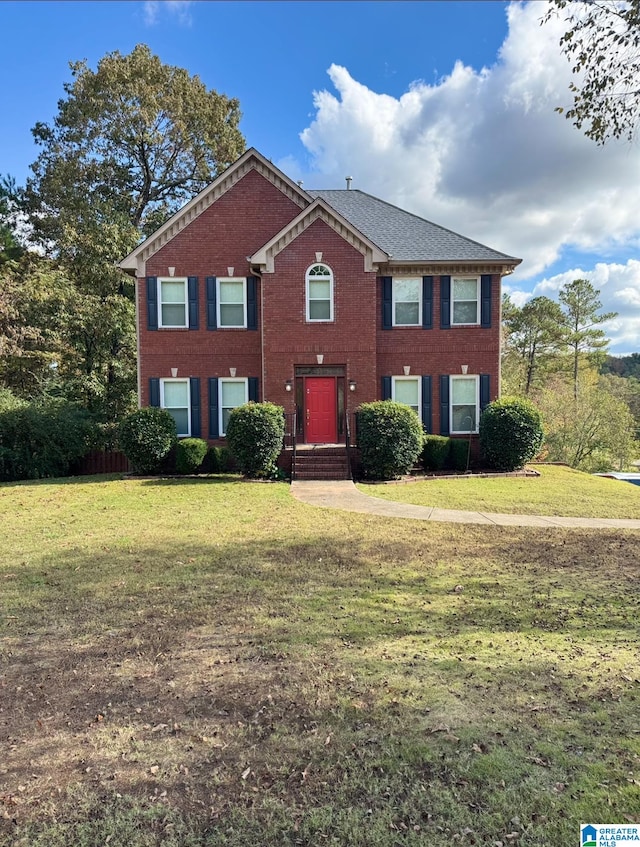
[
  {"x1": 316, "y1": 354, "x2": 324, "y2": 365},
  {"x1": 285, "y1": 380, "x2": 292, "y2": 392},
  {"x1": 349, "y1": 380, "x2": 357, "y2": 392},
  {"x1": 229, "y1": 367, "x2": 237, "y2": 377},
  {"x1": 168, "y1": 267, "x2": 175, "y2": 277},
  {"x1": 461, "y1": 364, "x2": 469, "y2": 374},
  {"x1": 227, "y1": 267, "x2": 234, "y2": 276},
  {"x1": 171, "y1": 368, "x2": 178, "y2": 377},
  {"x1": 403, "y1": 365, "x2": 411, "y2": 375}
]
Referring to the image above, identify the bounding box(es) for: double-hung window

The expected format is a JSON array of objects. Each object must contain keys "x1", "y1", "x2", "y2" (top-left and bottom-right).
[
  {"x1": 451, "y1": 277, "x2": 480, "y2": 325},
  {"x1": 450, "y1": 375, "x2": 479, "y2": 434},
  {"x1": 160, "y1": 378, "x2": 190, "y2": 436},
  {"x1": 220, "y1": 378, "x2": 248, "y2": 436},
  {"x1": 158, "y1": 278, "x2": 188, "y2": 328},
  {"x1": 393, "y1": 277, "x2": 421, "y2": 326},
  {"x1": 306, "y1": 264, "x2": 333, "y2": 322},
  {"x1": 392, "y1": 376, "x2": 421, "y2": 419},
  {"x1": 217, "y1": 278, "x2": 247, "y2": 328}
]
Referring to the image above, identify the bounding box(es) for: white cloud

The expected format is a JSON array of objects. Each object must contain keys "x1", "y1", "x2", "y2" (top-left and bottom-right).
[
  {"x1": 294, "y1": 1, "x2": 640, "y2": 287},
  {"x1": 143, "y1": 0, "x2": 192, "y2": 26}
]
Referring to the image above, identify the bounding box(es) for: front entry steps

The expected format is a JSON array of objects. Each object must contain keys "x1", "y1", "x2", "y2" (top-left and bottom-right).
[{"x1": 293, "y1": 445, "x2": 351, "y2": 481}]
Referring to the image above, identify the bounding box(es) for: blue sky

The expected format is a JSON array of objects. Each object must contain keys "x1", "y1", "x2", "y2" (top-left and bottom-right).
[{"x1": 2, "y1": 0, "x2": 640, "y2": 353}]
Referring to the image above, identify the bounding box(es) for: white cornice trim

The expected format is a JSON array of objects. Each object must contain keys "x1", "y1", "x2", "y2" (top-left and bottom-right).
[
  {"x1": 118, "y1": 148, "x2": 311, "y2": 276},
  {"x1": 378, "y1": 261, "x2": 521, "y2": 277},
  {"x1": 250, "y1": 198, "x2": 389, "y2": 273}
]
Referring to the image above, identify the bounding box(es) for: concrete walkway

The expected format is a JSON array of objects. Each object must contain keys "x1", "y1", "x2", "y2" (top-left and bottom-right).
[{"x1": 290, "y1": 479, "x2": 640, "y2": 529}]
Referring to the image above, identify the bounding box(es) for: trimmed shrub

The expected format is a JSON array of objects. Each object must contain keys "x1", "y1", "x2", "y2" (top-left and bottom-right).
[
  {"x1": 226, "y1": 402, "x2": 284, "y2": 478},
  {"x1": 118, "y1": 407, "x2": 177, "y2": 474},
  {"x1": 422, "y1": 434, "x2": 450, "y2": 471},
  {"x1": 480, "y1": 396, "x2": 544, "y2": 472},
  {"x1": 0, "y1": 399, "x2": 95, "y2": 481},
  {"x1": 449, "y1": 437, "x2": 471, "y2": 472},
  {"x1": 175, "y1": 437, "x2": 208, "y2": 474},
  {"x1": 357, "y1": 401, "x2": 424, "y2": 480}
]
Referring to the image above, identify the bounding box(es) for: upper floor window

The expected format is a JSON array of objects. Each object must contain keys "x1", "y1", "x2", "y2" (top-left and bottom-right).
[
  {"x1": 306, "y1": 264, "x2": 333, "y2": 322},
  {"x1": 392, "y1": 376, "x2": 421, "y2": 420},
  {"x1": 451, "y1": 277, "x2": 480, "y2": 325},
  {"x1": 393, "y1": 277, "x2": 421, "y2": 326},
  {"x1": 217, "y1": 277, "x2": 247, "y2": 328},
  {"x1": 450, "y1": 375, "x2": 479, "y2": 434},
  {"x1": 160, "y1": 378, "x2": 190, "y2": 436},
  {"x1": 158, "y1": 278, "x2": 188, "y2": 328}
]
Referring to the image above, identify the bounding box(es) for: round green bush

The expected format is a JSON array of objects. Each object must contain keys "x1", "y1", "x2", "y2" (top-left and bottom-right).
[
  {"x1": 357, "y1": 400, "x2": 424, "y2": 480},
  {"x1": 118, "y1": 407, "x2": 177, "y2": 474},
  {"x1": 225, "y1": 402, "x2": 284, "y2": 478},
  {"x1": 422, "y1": 434, "x2": 450, "y2": 471},
  {"x1": 479, "y1": 396, "x2": 544, "y2": 472},
  {"x1": 175, "y1": 437, "x2": 208, "y2": 474}
]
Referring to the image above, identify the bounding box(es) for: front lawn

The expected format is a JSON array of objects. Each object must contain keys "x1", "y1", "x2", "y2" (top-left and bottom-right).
[
  {"x1": 358, "y1": 464, "x2": 640, "y2": 518},
  {"x1": 1, "y1": 474, "x2": 639, "y2": 846}
]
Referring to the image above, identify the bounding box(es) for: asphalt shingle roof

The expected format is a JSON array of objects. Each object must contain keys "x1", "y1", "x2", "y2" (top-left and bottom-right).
[{"x1": 308, "y1": 189, "x2": 518, "y2": 264}]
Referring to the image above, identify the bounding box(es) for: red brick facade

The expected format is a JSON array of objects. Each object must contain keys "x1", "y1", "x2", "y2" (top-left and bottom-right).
[{"x1": 126, "y1": 151, "x2": 514, "y2": 446}]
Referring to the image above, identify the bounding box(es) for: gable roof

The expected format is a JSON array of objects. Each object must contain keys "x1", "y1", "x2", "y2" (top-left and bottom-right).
[
  {"x1": 119, "y1": 148, "x2": 311, "y2": 275},
  {"x1": 118, "y1": 146, "x2": 521, "y2": 275},
  {"x1": 308, "y1": 189, "x2": 520, "y2": 267}
]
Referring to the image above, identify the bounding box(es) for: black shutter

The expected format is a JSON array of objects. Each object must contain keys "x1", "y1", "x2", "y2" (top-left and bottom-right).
[
  {"x1": 480, "y1": 374, "x2": 491, "y2": 412},
  {"x1": 248, "y1": 377, "x2": 259, "y2": 402},
  {"x1": 206, "y1": 277, "x2": 217, "y2": 330},
  {"x1": 149, "y1": 377, "x2": 160, "y2": 407},
  {"x1": 188, "y1": 277, "x2": 199, "y2": 329},
  {"x1": 146, "y1": 277, "x2": 158, "y2": 330},
  {"x1": 208, "y1": 377, "x2": 219, "y2": 438},
  {"x1": 422, "y1": 276, "x2": 433, "y2": 329},
  {"x1": 439, "y1": 375, "x2": 450, "y2": 435},
  {"x1": 190, "y1": 377, "x2": 201, "y2": 437},
  {"x1": 421, "y1": 375, "x2": 432, "y2": 434},
  {"x1": 382, "y1": 376, "x2": 392, "y2": 400},
  {"x1": 247, "y1": 276, "x2": 258, "y2": 330},
  {"x1": 382, "y1": 277, "x2": 392, "y2": 330},
  {"x1": 481, "y1": 275, "x2": 492, "y2": 328},
  {"x1": 440, "y1": 276, "x2": 451, "y2": 329}
]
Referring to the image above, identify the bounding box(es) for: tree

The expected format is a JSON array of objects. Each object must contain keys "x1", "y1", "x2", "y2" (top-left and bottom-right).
[
  {"x1": 535, "y1": 370, "x2": 636, "y2": 471},
  {"x1": 558, "y1": 279, "x2": 616, "y2": 399},
  {"x1": 26, "y1": 44, "x2": 244, "y2": 246},
  {"x1": 21, "y1": 45, "x2": 245, "y2": 425},
  {"x1": 0, "y1": 176, "x2": 23, "y2": 264},
  {"x1": 543, "y1": 0, "x2": 640, "y2": 144},
  {"x1": 502, "y1": 295, "x2": 567, "y2": 395}
]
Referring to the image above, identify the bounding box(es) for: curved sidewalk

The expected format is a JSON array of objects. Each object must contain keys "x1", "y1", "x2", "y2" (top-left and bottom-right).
[{"x1": 290, "y1": 480, "x2": 640, "y2": 529}]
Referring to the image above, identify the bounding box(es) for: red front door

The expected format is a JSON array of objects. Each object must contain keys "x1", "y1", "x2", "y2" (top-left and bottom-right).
[{"x1": 305, "y1": 377, "x2": 337, "y2": 443}]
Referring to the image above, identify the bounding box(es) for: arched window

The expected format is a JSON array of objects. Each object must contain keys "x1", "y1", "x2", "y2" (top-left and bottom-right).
[{"x1": 306, "y1": 264, "x2": 334, "y2": 322}]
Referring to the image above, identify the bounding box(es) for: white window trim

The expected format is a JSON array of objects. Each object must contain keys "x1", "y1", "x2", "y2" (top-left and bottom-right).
[
  {"x1": 450, "y1": 374, "x2": 479, "y2": 435},
  {"x1": 217, "y1": 277, "x2": 247, "y2": 329},
  {"x1": 219, "y1": 377, "x2": 249, "y2": 437},
  {"x1": 305, "y1": 264, "x2": 334, "y2": 323},
  {"x1": 451, "y1": 276, "x2": 480, "y2": 326},
  {"x1": 160, "y1": 377, "x2": 191, "y2": 437},
  {"x1": 392, "y1": 375, "x2": 422, "y2": 422},
  {"x1": 392, "y1": 277, "x2": 422, "y2": 327},
  {"x1": 158, "y1": 277, "x2": 188, "y2": 329}
]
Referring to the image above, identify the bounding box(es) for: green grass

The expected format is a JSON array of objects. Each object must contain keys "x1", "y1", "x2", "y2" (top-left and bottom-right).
[
  {"x1": 357, "y1": 464, "x2": 640, "y2": 518},
  {"x1": 1, "y1": 473, "x2": 639, "y2": 846}
]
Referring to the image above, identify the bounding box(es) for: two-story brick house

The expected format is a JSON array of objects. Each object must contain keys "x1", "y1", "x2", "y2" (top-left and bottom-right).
[{"x1": 119, "y1": 148, "x2": 520, "y2": 470}]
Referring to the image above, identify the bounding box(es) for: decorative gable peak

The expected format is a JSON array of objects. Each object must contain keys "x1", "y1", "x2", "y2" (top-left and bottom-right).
[{"x1": 249, "y1": 197, "x2": 389, "y2": 273}]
